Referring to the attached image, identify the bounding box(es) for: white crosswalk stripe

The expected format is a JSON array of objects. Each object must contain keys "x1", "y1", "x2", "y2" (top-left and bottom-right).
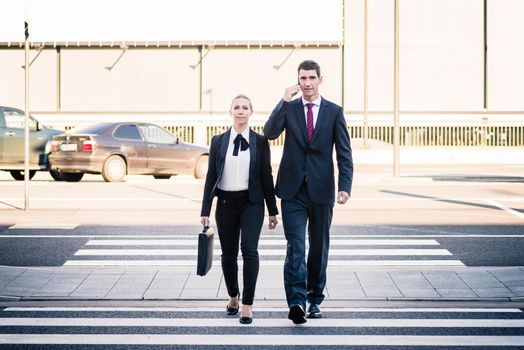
[
  {"x1": 63, "y1": 235, "x2": 464, "y2": 267},
  {"x1": 2, "y1": 334, "x2": 524, "y2": 346},
  {"x1": 85, "y1": 239, "x2": 442, "y2": 246},
  {"x1": 64, "y1": 259, "x2": 465, "y2": 266},
  {"x1": 0, "y1": 307, "x2": 523, "y2": 348},
  {"x1": 74, "y1": 248, "x2": 453, "y2": 256},
  {"x1": 2, "y1": 317, "x2": 524, "y2": 328},
  {"x1": 5, "y1": 307, "x2": 520, "y2": 312}
]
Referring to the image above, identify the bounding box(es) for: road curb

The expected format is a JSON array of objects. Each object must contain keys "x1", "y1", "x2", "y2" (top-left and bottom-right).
[{"x1": 11, "y1": 296, "x2": 521, "y2": 303}]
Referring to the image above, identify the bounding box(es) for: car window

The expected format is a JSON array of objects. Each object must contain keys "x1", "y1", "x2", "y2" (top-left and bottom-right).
[
  {"x1": 4, "y1": 109, "x2": 36, "y2": 130},
  {"x1": 138, "y1": 124, "x2": 174, "y2": 144},
  {"x1": 114, "y1": 124, "x2": 142, "y2": 140}
]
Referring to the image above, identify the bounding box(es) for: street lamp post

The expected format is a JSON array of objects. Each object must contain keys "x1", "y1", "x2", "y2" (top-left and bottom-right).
[
  {"x1": 364, "y1": 0, "x2": 369, "y2": 148},
  {"x1": 393, "y1": 0, "x2": 400, "y2": 177},
  {"x1": 24, "y1": 21, "x2": 30, "y2": 211}
]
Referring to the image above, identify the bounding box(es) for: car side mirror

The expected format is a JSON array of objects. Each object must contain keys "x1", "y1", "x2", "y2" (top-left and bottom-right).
[{"x1": 29, "y1": 120, "x2": 40, "y2": 132}]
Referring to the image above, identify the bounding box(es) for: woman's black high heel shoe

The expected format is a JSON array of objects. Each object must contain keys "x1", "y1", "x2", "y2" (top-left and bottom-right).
[
  {"x1": 239, "y1": 306, "x2": 253, "y2": 324},
  {"x1": 226, "y1": 304, "x2": 239, "y2": 316},
  {"x1": 239, "y1": 315, "x2": 252, "y2": 324}
]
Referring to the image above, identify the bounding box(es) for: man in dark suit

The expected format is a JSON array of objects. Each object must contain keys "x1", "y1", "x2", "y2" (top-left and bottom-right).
[{"x1": 264, "y1": 60, "x2": 353, "y2": 324}]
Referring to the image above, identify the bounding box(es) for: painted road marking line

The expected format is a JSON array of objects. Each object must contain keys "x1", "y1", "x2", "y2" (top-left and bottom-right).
[
  {"x1": 1, "y1": 317, "x2": 523, "y2": 328},
  {"x1": 1, "y1": 196, "x2": 523, "y2": 201},
  {"x1": 0, "y1": 197, "x2": 202, "y2": 201},
  {"x1": 4, "y1": 307, "x2": 521, "y2": 313},
  {"x1": 3, "y1": 234, "x2": 524, "y2": 238},
  {"x1": 74, "y1": 248, "x2": 453, "y2": 256},
  {"x1": 63, "y1": 260, "x2": 465, "y2": 266},
  {"x1": 1, "y1": 334, "x2": 523, "y2": 346},
  {"x1": 485, "y1": 199, "x2": 524, "y2": 219},
  {"x1": 84, "y1": 239, "x2": 440, "y2": 246},
  {"x1": 8, "y1": 223, "x2": 79, "y2": 230}
]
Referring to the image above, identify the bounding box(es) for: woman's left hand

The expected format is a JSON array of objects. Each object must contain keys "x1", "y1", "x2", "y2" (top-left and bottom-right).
[{"x1": 268, "y1": 216, "x2": 278, "y2": 229}]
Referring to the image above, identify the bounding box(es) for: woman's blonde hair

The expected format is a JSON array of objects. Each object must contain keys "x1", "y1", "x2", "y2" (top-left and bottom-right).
[{"x1": 231, "y1": 94, "x2": 253, "y2": 111}]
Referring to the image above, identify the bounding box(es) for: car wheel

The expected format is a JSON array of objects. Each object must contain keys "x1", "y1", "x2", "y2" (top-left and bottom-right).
[
  {"x1": 61, "y1": 172, "x2": 84, "y2": 182},
  {"x1": 153, "y1": 175, "x2": 171, "y2": 179},
  {"x1": 102, "y1": 155, "x2": 127, "y2": 182},
  {"x1": 49, "y1": 170, "x2": 64, "y2": 181},
  {"x1": 194, "y1": 155, "x2": 209, "y2": 179},
  {"x1": 10, "y1": 170, "x2": 36, "y2": 181}
]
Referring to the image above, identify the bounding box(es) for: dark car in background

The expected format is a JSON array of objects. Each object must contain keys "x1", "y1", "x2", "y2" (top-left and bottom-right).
[
  {"x1": 49, "y1": 122, "x2": 209, "y2": 182},
  {"x1": 0, "y1": 106, "x2": 63, "y2": 180}
]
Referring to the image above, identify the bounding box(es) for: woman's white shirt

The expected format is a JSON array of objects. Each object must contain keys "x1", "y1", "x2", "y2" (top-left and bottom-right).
[{"x1": 218, "y1": 128, "x2": 250, "y2": 191}]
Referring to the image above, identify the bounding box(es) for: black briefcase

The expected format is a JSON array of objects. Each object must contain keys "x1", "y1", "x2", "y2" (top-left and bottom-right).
[{"x1": 197, "y1": 226, "x2": 214, "y2": 276}]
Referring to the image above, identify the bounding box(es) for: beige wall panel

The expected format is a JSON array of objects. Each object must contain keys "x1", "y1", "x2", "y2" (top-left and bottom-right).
[
  {"x1": 0, "y1": 49, "x2": 56, "y2": 111},
  {"x1": 400, "y1": 0, "x2": 483, "y2": 110},
  {"x1": 368, "y1": 0, "x2": 394, "y2": 46},
  {"x1": 0, "y1": 51, "x2": 25, "y2": 109},
  {"x1": 367, "y1": 0, "x2": 394, "y2": 110},
  {"x1": 61, "y1": 49, "x2": 200, "y2": 111},
  {"x1": 2, "y1": 1, "x2": 522, "y2": 113},
  {"x1": 401, "y1": 0, "x2": 482, "y2": 46},
  {"x1": 201, "y1": 49, "x2": 341, "y2": 113},
  {"x1": 400, "y1": 47, "x2": 483, "y2": 111},
  {"x1": 344, "y1": 49, "x2": 364, "y2": 111},
  {"x1": 489, "y1": 0, "x2": 524, "y2": 46},
  {"x1": 368, "y1": 46, "x2": 394, "y2": 111},
  {"x1": 488, "y1": 0, "x2": 524, "y2": 110},
  {"x1": 345, "y1": 0, "x2": 364, "y2": 111},
  {"x1": 489, "y1": 47, "x2": 524, "y2": 110}
]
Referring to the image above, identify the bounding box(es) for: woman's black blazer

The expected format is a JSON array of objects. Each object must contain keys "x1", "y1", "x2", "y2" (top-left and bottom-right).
[{"x1": 200, "y1": 128, "x2": 278, "y2": 217}]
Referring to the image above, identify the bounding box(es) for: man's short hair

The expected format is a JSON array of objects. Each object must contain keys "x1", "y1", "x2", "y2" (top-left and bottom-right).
[{"x1": 298, "y1": 60, "x2": 321, "y2": 77}]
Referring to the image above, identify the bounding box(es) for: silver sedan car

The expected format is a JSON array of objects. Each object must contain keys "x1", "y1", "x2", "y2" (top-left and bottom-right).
[{"x1": 49, "y1": 122, "x2": 209, "y2": 182}]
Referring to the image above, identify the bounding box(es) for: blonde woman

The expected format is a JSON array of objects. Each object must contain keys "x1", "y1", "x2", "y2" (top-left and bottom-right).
[{"x1": 201, "y1": 95, "x2": 278, "y2": 324}]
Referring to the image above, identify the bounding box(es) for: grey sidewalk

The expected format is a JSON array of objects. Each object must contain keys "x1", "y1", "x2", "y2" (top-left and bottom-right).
[{"x1": 1, "y1": 265, "x2": 524, "y2": 302}]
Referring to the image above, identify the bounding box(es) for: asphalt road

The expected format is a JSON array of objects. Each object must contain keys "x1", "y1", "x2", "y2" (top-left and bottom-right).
[
  {"x1": 0, "y1": 303, "x2": 523, "y2": 349},
  {"x1": 1, "y1": 163, "x2": 523, "y2": 348},
  {"x1": 1, "y1": 225, "x2": 524, "y2": 267},
  {"x1": 0, "y1": 164, "x2": 522, "y2": 268}
]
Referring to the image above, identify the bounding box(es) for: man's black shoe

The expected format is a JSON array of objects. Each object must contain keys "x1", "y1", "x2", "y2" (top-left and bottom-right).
[
  {"x1": 288, "y1": 304, "x2": 307, "y2": 324},
  {"x1": 307, "y1": 304, "x2": 322, "y2": 319}
]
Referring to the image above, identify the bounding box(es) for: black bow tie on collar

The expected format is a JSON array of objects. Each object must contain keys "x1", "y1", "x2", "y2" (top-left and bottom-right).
[{"x1": 232, "y1": 134, "x2": 249, "y2": 156}]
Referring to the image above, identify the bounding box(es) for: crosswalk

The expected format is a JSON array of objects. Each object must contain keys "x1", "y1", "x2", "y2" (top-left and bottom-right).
[
  {"x1": 0, "y1": 306, "x2": 523, "y2": 348},
  {"x1": 63, "y1": 234, "x2": 464, "y2": 267}
]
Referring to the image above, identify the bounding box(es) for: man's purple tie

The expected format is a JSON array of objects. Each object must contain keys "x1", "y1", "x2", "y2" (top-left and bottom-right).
[{"x1": 306, "y1": 103, "x2": 314, "y2": 142}]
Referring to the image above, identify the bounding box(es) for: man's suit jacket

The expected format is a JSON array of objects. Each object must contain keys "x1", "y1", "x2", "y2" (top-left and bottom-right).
[
  {"x1": 200, "y1": 128, "x2": 279, "y2": 217},
  {"x1": 264, "y1": 97, "x2": 353, "y2": 205}
]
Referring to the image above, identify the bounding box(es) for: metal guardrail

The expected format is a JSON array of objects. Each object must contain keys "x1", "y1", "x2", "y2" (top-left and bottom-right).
[
  {"x1": 204, "y1": 125, "x2": 522, "y2": 147},
  {"x1": 349, "y1": 125, "x2": 524, "y2": 147}
]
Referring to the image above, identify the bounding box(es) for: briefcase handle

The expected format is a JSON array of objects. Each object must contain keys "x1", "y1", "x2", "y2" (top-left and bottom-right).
[{"x1": 201, "y1": 225, "x2": 214, "y2": 237}]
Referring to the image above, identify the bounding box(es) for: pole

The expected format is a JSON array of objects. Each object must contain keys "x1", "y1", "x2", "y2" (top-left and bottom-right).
[
  {"x1": 363, "y1": 0, "x2": 369, "y2": 148},
  {"x1": 393, "y1": 0, "x2": 400, "y2": 177},
  {"x1": 198, "y1": 45, "x2": 203, "y2": 111},
  {"x1": 24, "y1": 21, "x2": 30, "y2": 210},
  {"x1": 56, "y1": 46, "x2": 61, "y2": 111},
  {"x1": 483, "y1": 0, "x2": 488, "y2": 111},
  {"x1": 341, "y1": 0, "x2": 346, "y2": 110}
]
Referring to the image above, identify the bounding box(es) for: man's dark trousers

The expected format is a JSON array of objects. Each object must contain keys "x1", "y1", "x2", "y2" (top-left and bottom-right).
[
  {"x1": 282, "y1": 181, "x2": 333, "y2": 309},
  {"x1": 264, "y1": 97, "x2": 353, "y2": 310}
]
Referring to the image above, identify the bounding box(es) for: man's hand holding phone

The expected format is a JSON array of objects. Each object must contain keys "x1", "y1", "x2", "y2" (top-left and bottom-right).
[{"x1": 283, "y1": 84, "x2": 300, "y2": 102}]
